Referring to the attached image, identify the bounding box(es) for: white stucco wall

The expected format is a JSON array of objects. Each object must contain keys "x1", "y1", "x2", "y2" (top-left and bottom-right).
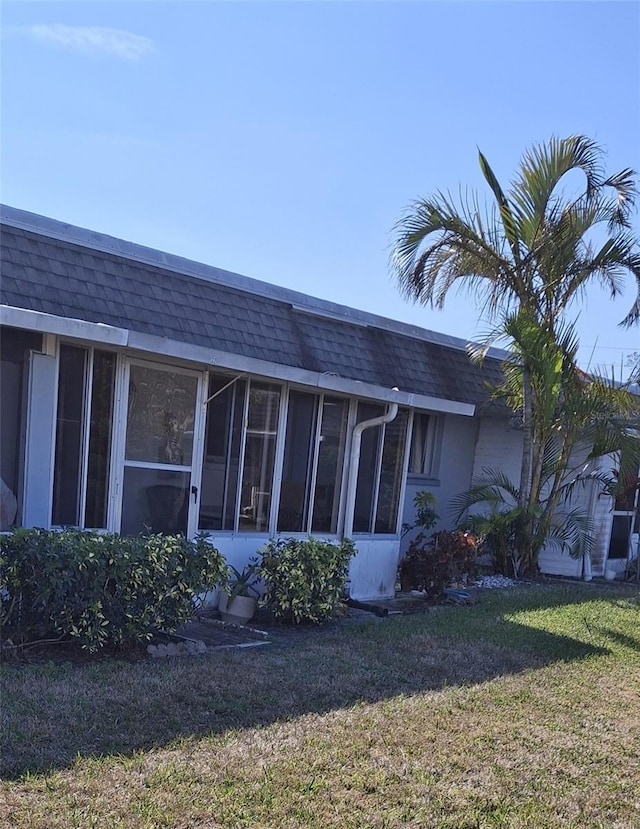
[
  {"x1": 200, "y1": 533, "x2": 399, "y2": 602},
  {"x1": 471, "y1": 416, "x2": 523, "y2": 485},
  {"x1": 401, "y1": 414, "x2": 479, "y2": 547},
  {"x1": 348, "y1": 538, "x2": 401, "y2": 600}
]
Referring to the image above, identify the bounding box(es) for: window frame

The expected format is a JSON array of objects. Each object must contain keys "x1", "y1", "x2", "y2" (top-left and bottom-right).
[
  {"x1": 275, "y1": 388, "x2": 351, "y2": 537},
  {"x1": 51, "y1": 342, "x2": 118, "y2": 530},
  {"x1": 352, "y1": 405, "x2": 411, "y2": 536},
  {"x1": 407, "y1": 411, "x2": 441, "y2": 481}
]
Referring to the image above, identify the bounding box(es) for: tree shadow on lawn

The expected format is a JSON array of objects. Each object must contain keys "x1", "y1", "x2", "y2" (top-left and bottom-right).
[{"x1": 1, "y1": 584, "x2": 634, "y2": 779}]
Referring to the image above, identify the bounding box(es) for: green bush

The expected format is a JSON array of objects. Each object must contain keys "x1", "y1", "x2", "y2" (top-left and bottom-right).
[
  {"x1": 257, "y1": 537, "x2": 355, "y2": 625},
  {"x1": 0, "y1": 529, "x2": 226, "y2": 651}
]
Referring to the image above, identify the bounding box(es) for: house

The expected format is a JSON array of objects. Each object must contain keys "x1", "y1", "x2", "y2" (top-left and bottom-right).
[{"x1": 1, "y1": 205, "x2": 637, "y2": 596}]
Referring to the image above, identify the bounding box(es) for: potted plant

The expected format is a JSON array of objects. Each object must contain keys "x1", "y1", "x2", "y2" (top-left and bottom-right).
[{"x1": 218, "y1": 563, "x2": 259, "y2": 625}]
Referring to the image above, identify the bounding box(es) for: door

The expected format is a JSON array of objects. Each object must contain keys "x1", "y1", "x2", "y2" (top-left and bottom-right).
[{"x1": 116, "y1": 360, "x2": 204, "y2": 536}]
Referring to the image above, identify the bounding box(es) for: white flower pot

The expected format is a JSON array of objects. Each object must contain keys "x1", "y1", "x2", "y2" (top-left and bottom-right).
[{"x1": 218, "y1": 592, "x2": 257, "y2": 626}]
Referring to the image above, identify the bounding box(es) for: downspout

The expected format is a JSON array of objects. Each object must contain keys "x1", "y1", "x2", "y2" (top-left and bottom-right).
[
  {"x1": 583, "y1": 469, "x2": 599, "y2": 581},
  {"x1": 343, "y1": 402, "x2": 399, "y2": 539}
]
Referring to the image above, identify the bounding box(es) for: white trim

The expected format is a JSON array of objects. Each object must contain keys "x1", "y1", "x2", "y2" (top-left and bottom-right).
[
  {"x1": 234, "y1": 382, "x2": 251, "y2": 533},
  {"x1": 369, "y1": 420, "x2": 385, "y2": 533},
  {"x1": 78, "y1": 347, "x2": 93, "y2": 527},
  {"x1": 1, "y1": 306, "x2": 128, "y2": 346},
  {"x1": 269, "y1": 384, "x2": 290, "y2": 534},
  {"x1": 108, "y1": 354, "x2": 128, "y2": 531},
  {"x1": 188, "y1": 371, "x2": 208, "y2": 538},
  {"x1": 306, "y1": 393, "x2": 324, "y2": 534},
  {"x1": 1, "y1": 305, "x2": 475, "y2": 416},
  {"x1": 395, "y1": 412, "x2": 414, "y2": 536},
  {"x1": 123, "y1": 460, "x2": 193, "y2": 473}
]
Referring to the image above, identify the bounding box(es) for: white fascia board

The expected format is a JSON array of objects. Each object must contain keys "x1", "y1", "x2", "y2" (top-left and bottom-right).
[
  {"x1": 0, "y1": 306, "x2": 474, "y2": 416},
  {"x1": 127, "y1": 330, "x2": 475, "y2": 416},
  {"x1": 1, "y1": 306, "x2": 129, "y2": 347}
]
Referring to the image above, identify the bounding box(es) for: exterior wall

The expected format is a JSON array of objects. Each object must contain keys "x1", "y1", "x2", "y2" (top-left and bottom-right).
[
  {"x1": 582, "y1": 456, "x2": 616, "y2": 578},
  {"x1": 537, "y1": 544, "x2": 584, "y2": 578},
  {"x1": 402, "y1": 413, "x2": 479, "y2": 544},
  {"x1": 471, "y1": 424, "x2": 622, "y2": 579},
  {"x1": 348, "y1": 538, "x2": 400, "y2": 600},
  {"x1": 537, "y1": 451, "x2": 617, "y2": 579},
  {"x1": 471, "y1": 416, "x2": 523, "y2": 485},
  {"x1": 202, "y1": 534, "x2": 270, "y2": 575},
  {"x1": 195, "y1": 535, "x2": 400, "y2": 602}
]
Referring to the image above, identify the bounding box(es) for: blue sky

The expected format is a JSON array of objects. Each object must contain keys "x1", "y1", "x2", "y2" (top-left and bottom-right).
[{"x1": 3, "y1": 1, "x2": 639, "y2": 375}]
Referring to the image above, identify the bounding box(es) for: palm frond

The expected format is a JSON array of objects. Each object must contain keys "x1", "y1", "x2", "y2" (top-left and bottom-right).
[{"x1": 545, "y1": 508, "x2": 595, "y2": 559}]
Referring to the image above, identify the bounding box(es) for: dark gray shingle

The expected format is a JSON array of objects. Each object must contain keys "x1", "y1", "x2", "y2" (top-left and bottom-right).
[{"x1": 1, "y1": 222, "x2": 506, "y2": 407}]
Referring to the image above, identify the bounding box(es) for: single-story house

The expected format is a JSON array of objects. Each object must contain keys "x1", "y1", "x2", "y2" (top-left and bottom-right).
[{"x1": 1, "y1": 205, "x2": 637, "y2": 596}]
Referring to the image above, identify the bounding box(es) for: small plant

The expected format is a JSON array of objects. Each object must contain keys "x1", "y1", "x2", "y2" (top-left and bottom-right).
[
  {"x1": 226, "y1": 563, "x2": 260, "y2": 599},
  {"x1": 402, "y1": 491, "x2": 439, "y2": 538},
  {"x1": 463, "y1": 510, "x2": 522, "y2": 576},
  {"x1": 398, "y1": 530, "x2": 478, "y2": 596},
  {"x1": 218, "y1": 561, "x2": 260, "y2": 625},
  {"x1": 257, "y1": 537, "x2": 355, "y2": 624}
]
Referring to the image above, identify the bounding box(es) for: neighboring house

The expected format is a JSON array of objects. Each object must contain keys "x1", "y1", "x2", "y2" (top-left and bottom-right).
[{"x1": 1, "y1": 206, "x2": 637, "y2": 596}]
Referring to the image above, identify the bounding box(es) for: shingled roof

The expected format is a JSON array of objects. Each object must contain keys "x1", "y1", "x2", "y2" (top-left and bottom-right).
[{"x1": 0, "y1": 207, "x2": 507, "y2": 410}]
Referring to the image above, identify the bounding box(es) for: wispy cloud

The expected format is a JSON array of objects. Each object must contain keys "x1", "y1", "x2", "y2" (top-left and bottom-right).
[{"x1": 24, "y1": 24, "x2": 155, "y2": 62}]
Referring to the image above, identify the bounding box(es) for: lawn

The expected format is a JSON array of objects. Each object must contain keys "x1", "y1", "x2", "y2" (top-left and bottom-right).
[{"x1": 1, "y1": 582, "x2": 639, "y2": 828}]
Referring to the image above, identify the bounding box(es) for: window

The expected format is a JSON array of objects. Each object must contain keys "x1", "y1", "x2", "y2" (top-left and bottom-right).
[
  {"x1": 278, "y1": 391, "x2": 317, "y2": 532},
  {"x1": 408, "y1": 412, "x2": 439, "y2": 477},
  {"x1": 198, "y1": 379, "x2": 408, "y2": 537},
  {"x1": 376, "y1": 412, "x2": 409, "y2": 533},
  {"x1": 52, "y1": 344, "x2": 116, "y2": 528},
  {"x1": 199, "y1": 377, "x2": 282, "y2": 533},
  {"x1": 278, "y1": 392, "x2": 349, "y2": 534},
  {"x1": 312, "y1": 396, "x2": 349, "y2": 533},
  {"x1": 199, "y1": 376, "x2": 245, "y2": 530},
  {"x1": 239, "y1": 382, "x2": 281, "y2": 532},
  {"x1": 353, "y1": 404, "x2": 409, "y2": 534},
  {"x1": 608, "y1": 457, "x2": 640, "y2": 559}
]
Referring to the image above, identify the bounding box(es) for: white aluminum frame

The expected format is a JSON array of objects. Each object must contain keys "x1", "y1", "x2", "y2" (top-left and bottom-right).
[{"x1": 111, "y1": 356, "x2": 207, "y2": 536}]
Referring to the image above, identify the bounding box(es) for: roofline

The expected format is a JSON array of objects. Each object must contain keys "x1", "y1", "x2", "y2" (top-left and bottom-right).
[
  {"x1": 0, "y1": 305, "x2": 476, "y2": 416},
  {"x1": 0, "y1": 203, "x2": 509, "y2": 362}
]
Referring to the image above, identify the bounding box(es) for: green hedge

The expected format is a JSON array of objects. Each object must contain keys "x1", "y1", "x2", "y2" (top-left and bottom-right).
[
  {"x1": 0, "y1": 529, "x2": 226, "y2": 651},
  {"x1": 258, "y1": 537, "x2": 355, "y2": 624}
]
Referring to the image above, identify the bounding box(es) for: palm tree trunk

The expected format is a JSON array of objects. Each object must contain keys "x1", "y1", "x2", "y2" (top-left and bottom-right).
[
  {"x1": 514, "y1": 365, "x2": 535, "y2": 575},
  {"x1": 518, "y1": 366, "x2": 533, "y2": 508}
]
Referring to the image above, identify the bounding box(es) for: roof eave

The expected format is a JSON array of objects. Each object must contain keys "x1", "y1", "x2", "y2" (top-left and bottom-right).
[{"x1": 1, "y1": 304, "x2": 475, "y2": 416}]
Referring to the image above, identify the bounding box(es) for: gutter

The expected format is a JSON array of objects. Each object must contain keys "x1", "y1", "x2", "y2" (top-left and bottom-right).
[{"x1": 343, "y1": 403, "x2": 399, "y2": 538}]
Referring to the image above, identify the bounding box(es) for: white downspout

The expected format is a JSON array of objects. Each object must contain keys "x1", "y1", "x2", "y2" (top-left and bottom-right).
[
  {"x1": 583, "y1": 470, "x2": 599, "y2": 581},
  {"x1": 343, "y1": 403, "x2": 399, "y2": 538}
]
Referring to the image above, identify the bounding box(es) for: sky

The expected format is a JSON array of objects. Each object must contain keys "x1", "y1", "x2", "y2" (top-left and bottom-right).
[{"x1": 2, "y1": 0, "x2": 639, "y2": 377}]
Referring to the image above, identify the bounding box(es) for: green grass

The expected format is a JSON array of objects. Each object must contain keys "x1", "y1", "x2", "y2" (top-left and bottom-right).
[{"x1": 1, "y1": 583, "x2": 639, "y2": 828}]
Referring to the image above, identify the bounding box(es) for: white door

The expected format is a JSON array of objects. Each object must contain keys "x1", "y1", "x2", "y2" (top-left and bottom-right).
[{"x1": 114, "y1": 360, "x2": 205, "y2": 536}]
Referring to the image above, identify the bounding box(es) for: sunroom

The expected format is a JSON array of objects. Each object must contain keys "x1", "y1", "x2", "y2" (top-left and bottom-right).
[
  {"x1": 1, "y1": 314, "x2": 472, "y2": 600},
  {"x1": 1, "y1": 204, "x2": 487, "y2": 599}
]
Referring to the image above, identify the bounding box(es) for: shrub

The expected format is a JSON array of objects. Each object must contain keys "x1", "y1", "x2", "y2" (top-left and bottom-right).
[
  {"x1": 0, "y1": 529, "x2": 226, "y2": 651},
  {"x1": 401, "y1": 491, "x2": 439, "y2": 537},
  {"x1": 398, "y1": 530, "x2": 478, "y2": 596},
  {"x1": 464, "y1": 511, "x2": 521, "y2": 576},
  {"x1": 257, "y1": 537, "x2": 355, "y2": 624}
]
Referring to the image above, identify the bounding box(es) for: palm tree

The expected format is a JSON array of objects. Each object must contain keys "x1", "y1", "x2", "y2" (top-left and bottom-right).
[
  {"x1": 458, "y1": 313, "x2": 640, "y2": 575},
  {"x1": 391, "y1": 136, "x2": 640, "y2": 573}
]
